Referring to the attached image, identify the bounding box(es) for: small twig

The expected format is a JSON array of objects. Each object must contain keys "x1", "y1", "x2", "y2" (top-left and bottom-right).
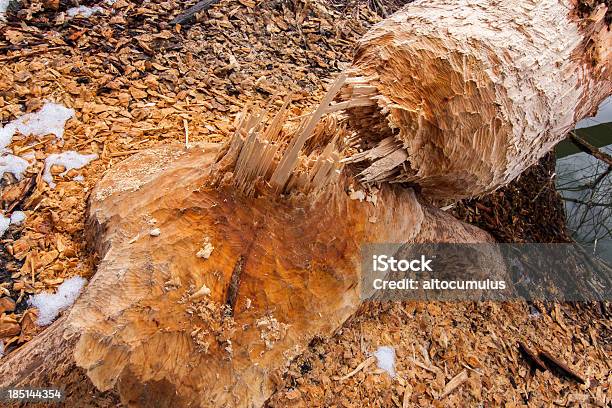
[
  {"x1": 410, "y1": 358, "x2": 443, "y2": 375},
  {"x1": 539, "y1": 350, "x2": 586, "y2": 384},
  {"x1": 334, "y1": 356, "x2": 376, "y2": 381},
  {"x1": 0, "y1": 46, "x2": 66, "y2": 62},
  {"x1": 561, "y1": 197, "x2": 611, "y2": 208},
  {"x1": 171, "y1": 0, "x2": 221, "y2": 25},
  {"x1": 569, "y1": 132, "x2": 612, "y2": 166},
  {"x1": 109, "y1": 149, "x2": 142, "y2": 157},
  {"x1": 517, "y1": 341, "x2": 547, "y2": 371}
]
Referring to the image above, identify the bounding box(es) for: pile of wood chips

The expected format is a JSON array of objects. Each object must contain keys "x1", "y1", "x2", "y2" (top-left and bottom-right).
[{"x1": 0, "y1": 1, "x2": 609, "y2": 406}]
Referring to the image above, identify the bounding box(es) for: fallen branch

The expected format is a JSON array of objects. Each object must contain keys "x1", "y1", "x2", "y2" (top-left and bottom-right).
[
  {"x1": 539, "y1": 350, "x2": 586, "y2": 384},
  {"x1": 170, "y1": 0, "x2": 220, "y2": 25},
  {"x1": 569, "y1": 132, "x2": 612, "y2": 167}
]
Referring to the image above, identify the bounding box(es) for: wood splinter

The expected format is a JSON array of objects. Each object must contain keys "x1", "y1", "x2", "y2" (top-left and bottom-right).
[{"x1": 439, "y1": 369, "x2": 468, "y2": 399}]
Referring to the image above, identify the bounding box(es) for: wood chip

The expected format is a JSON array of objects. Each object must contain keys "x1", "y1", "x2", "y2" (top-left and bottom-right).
[
  {"x1": 439, "y1": 369, "x2": 468, "y2": 399},
  {"x1": 334, "y1": 356, "x2": 375, "y2": 381}
]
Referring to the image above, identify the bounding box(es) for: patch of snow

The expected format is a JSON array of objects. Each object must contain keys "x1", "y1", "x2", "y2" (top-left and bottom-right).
[
  {"x1": 0, "y1": 212, "x2": 9, "y2": 238},
  {"x1": 67, "y1": 5, "x2": 104, "y2": 18},
  {"x1": 0, "y1": 102, "x2": 75, "y2": 152},
  {"x1": 0, "y1": 340, "x2": 4, "y2": 357},
  {"x1": 0, "y1": 0, "x2": 9, "y2": 21},
  {"x1": 373, "y1": 346, "x2": 396, "y2": 378},
  {"x1": 28, "y1": 276, "x2": 87, "y2": 326},
  {"x1": 43, "y1": 151, "x2": 98, "y2": 188},
  {"x1": 149, "y1": 228, "x2": 161, "y2": 236},
  {"x1": 0, "y1": 154, "x2": 29, "y2": 180},
  {"x1": 105, "y1": 0, "x2": 117, "y2": 5},
  {"x1": 10, "y1": 211, "x2": 25, "y2": 225},
  {"x1": 73, "y1": 174, "x2": 85, "y2": 182}
]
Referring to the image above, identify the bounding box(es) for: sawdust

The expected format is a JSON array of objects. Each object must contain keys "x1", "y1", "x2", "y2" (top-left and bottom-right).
[
  {"x1": 256, "y1": 314, "x2": 289, "y2": 350},
  {"x1": 0, "y1": 1, "x2": 609, "y2": 406},
  {"x1": 182, "y1": 283, "x2": 235, "y2": 356}
]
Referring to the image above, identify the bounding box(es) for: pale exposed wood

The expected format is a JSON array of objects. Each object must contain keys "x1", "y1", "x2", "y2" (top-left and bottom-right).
[
  {"x1": 269, "y1": 74, "x2": 347, "y2": 192},
  {"x1": 0, "y1": 143, "x2": 493, "y2": 407},
  {"x1": 339, "y1": 0, "x2": 612, "y2": 199},
  {"x1": 1, "y1": 1, "x2": 610, "y2": 407}
]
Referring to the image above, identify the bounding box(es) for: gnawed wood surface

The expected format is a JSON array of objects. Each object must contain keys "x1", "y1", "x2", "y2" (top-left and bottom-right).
[
  {"x1": 340, "y1": 0, "x2": 612, "y2": 199},
  {"x1": 1, "y1": 1, "x2": 610, "y2": 406},
  {"x1": 0, "y1": 142, "x2": 492, "y2": 407}
]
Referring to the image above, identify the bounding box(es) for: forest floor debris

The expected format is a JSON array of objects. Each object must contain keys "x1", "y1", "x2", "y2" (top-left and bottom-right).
[{"x1": 0, "y1": 0, "x2": 609, "y2": 406}]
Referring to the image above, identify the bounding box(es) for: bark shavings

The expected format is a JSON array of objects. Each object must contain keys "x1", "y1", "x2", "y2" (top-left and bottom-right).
[
  {"x1": 453, "y1": 153, "x2": 571, "y2": 243},
  {"x1": 267, "y1": 301, "x2": 610, "y2": 407}
]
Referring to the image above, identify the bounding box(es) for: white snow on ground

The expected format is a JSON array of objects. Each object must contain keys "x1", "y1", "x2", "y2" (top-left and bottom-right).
[
  {"x1": 43, "y1": 151, "x2": 98, "y2": 188},
  {"x1": 0, "y1": 212, "x2": 9, "y2": 238},
  {"x1": 67, "y1": 5, "x2": 104, "y2": 18},
  {"x1": 10, "y1": 211, "x2": 25, "y2": 225},
  {"x1": 28, "y1": 276, "x2": 87, "y2": 326},
  {"x1": 0, "y1": 0, "x2": 9, "y2": 21},
  {"x1": 0, "y1": 154, "x2": 29, "y2": 180},
  {"x1": 0, "y1": 211, "x2": 27, "y2": 237},
  {"x1": 373, "y1": 346, "x2": 396, "y2": 378},
  {"x1": 0, "y1": 340, "x2": 4, "y2": 358},
  {"x1": 0, "y1": 102, "x2": 75, "y2": 152}
]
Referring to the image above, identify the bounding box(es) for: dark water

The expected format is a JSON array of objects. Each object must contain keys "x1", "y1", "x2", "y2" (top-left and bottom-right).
[
  {"x1": 556, "y1": 96, "x2": 612, "y2": 158},
  {"x1": 555, "y1": 96, "x2": 611, "y2": 261}
]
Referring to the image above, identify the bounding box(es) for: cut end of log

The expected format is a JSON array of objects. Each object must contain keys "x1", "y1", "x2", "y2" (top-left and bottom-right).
[{"x1": 335, "y1": 0, "x2": 612, "y2": 200}]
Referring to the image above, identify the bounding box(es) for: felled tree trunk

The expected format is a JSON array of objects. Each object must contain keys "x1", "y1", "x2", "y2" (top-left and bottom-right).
[
  {"x1": 1, "y1": 0, "x2": 610, "y2": 407},
  {"x1": 340, "y1": 0, "x2": 612, "y2": 199},
  {"x1": 0, "y1": 143, "x2": 492, "y2": 407}
]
